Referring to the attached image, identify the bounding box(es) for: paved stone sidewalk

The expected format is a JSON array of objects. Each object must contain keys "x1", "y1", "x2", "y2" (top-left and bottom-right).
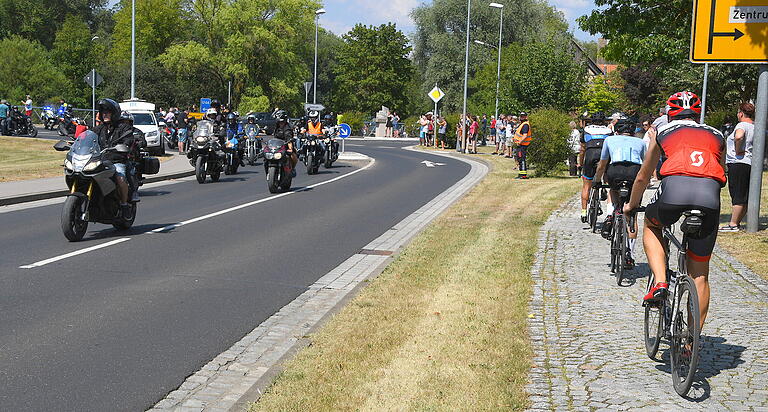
[{"x1": 526, "y1": 194, "x2": 768, "y2": 411}]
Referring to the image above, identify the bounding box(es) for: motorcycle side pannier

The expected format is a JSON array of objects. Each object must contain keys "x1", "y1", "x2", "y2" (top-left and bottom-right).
[{"x1": 141, "y1": 157, "x2": 161, "y2": 175}]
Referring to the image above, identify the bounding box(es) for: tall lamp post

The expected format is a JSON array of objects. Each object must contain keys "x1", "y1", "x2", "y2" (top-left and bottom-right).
[
  {"x1": 91, "y1": 35, "x2": 99, "y2": 127},
  {"x1": 461, "y1": 0, "x2": 471, "y2": 152},
  {"x1": 130, "y1": 0, "x2": 136, "y2": 99},
  {"x1": 313, "y1": 8, "x2": 326, "y2": 104},
  {"x1": 489, "y1": 2, "x2": 504, "y2": 119}
]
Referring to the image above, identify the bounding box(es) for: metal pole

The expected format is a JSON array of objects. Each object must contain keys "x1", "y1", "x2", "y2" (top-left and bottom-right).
[
  {"x1": 130, "y1": 0, "x2": 136, "y2": 99},
  {"x1": 495, "y1": 9, "x2": 502, "y2": 119},
  {"x1": 92, "y1": 68, "x2": 96, "y2": 128},
  {"x1": 434, "y1": 101, "x2": 438, "y2": 147},
  {"x1": 461, "y1": 0, "x2": 471, "y2": 153},
  {"x1": 313, "y1": 15, "x2": 319, "y2": 104},
  {"x1": 747, "y1": 64, "x2": 768, "y2": 232},
  {"x1": 228, "y1": 80, "x2": 231, "y2": 106},
  {"x1": 700, "y1": 63, "x2": 709, "y2": 123}
]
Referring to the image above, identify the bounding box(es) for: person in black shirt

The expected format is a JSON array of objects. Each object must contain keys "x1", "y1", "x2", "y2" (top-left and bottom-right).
[{"x1": 176, "y1": 109, "x2": 189, "y2": 154}]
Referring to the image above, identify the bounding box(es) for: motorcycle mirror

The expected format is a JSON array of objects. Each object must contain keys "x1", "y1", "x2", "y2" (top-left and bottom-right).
[
  {"x1": 53, "y1": 140, "x2": 71, "y2": 151},
  {"x1": 114, "y1": 144, "x2": 130, "y2": 153}
]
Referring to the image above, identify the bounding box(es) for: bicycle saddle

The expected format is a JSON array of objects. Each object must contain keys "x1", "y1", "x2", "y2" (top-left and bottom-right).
[{"x1": 680, "y1": 210, "x2": 705, "y2": 235}]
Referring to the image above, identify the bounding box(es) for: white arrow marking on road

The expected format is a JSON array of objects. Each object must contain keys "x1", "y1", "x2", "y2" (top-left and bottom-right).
[{"x1": 421, "y1": 160, "x2": 446, "y2": 168}]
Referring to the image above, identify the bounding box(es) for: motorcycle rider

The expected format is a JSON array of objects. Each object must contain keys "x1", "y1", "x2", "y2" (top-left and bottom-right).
[
  {"x1": 303, "y1": 110, "x2": 324, "y2": 137},
  {"x1": 225, "y1": 112, "x2": 245, "y2": 166},
  {"x1": 119, "y1": 110, "x2": 146, "y2": 202},
  {"x1": 92, "y1": 99, "x2": 136, "y2": 219},
  {"x1": 273, "y1": 109, "x2": 298, "y2": 176}
]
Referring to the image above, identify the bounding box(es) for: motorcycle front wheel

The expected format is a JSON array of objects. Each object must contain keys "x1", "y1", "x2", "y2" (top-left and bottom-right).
[
  {"x1": 58, "y1": 123, "x2": 66, "y2": 136},
  {"x1": 27, "y1": 124, "x2": 38, "y2": 138},
  {"x1": 267, "y1": 166, "x2": 280, "y2": 193},
  {"x1": 61, "y1": 196, "x2": 88, "y2": 241},
  {"x1": 195, "y1": 156, "x2": 207, "y2": 184},
  {"x1": 306, "y1": 153, "x2": 315, "y2": 175},
  {"x1": 210, "y1": 163, "x2": 221, "y2": 182},
  {"x1": 324, "y1": 151, "x2": 332, "y2": 168}
]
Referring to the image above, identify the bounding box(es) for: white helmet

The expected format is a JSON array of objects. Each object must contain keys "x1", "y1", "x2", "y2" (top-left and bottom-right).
[
  {"x1": 308, "y1": 110, "x2": 319, "y2": 120},
  {"x1": 205, "y1": 108, "x2": 217, "y2": 119}
]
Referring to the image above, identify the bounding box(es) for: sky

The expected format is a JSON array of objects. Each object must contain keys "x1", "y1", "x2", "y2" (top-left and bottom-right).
[{"x1": 320, "y1": 0, "x2": 598, "y2": 41}]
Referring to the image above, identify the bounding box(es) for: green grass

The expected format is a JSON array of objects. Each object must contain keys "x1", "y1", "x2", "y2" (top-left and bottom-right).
[
  {"x1": 250, "y1": 147, "x2": 579, "y2": 411},
  {"x1": 0, "y1": 136, "x2": 66, "y2": 182}
]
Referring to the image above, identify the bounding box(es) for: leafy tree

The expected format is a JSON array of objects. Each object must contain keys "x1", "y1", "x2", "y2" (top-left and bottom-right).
[
  {"x1": 620, "y1": 65, "x2": 660, "y2": 113},
  {"x1": 580, "y1": 76, "x2": 621, "y2": 114},
  {"x1": 109, "y1": 0, "x2": 186, "y2": 62},
  {"x1": 332, "y1": 23, "x2": 414, "y2": 114},
  {"x1": 0, "y1": 0, "x2": 107, "y2": 48},
  {"x1": 314, "y1": 29, "x2": 345, "y2": 107},
  {"x1": 0, "y1": 36, "x2": 68, "y2": 103},
  {"x1": 50, "y1": 15, "x2": 106, "y2": 107}
]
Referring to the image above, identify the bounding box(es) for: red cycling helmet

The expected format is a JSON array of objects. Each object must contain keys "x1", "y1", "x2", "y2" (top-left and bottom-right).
[{"x1": 666, "y1": 91, "x2": 702, "y2": 119}]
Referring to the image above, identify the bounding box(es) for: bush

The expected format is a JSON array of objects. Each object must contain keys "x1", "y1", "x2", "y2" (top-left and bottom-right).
[
  {"x1": 401, "y1": 115, "x2": 420, "y2": 137},
  {"x1": 704, "y1": 108, "x2": 736, "y2": 130},
  {"x1": 527, "y1": 108, "x2": 573, "y2": 177},
  {"x1": 339, "y1": 111, "x2": 368, "y2": 136}
]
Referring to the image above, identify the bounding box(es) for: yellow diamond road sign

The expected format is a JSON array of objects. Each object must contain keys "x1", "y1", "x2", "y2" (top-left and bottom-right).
[
  {"x1": 691, "y1": 0, "x2": 768, "y2": 63},
  {"x1": 428, "y1": 87, "x2": 445, "y2": 103}
]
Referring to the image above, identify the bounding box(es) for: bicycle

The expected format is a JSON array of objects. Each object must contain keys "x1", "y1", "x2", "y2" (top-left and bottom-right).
[
  {"x1": 586, "y1": 183, "x2": 603, "y2": 233},
  {"x1": 608, "y1": 181, "x2": 632, "y2": 285},
  {"x1": 632, "y1": 207, "x2": 703, "y2": 397}
]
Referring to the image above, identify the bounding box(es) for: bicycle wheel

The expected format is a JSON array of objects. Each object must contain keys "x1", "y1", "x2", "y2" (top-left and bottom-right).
[
  {"x1": 643, "y1": 271, "x2": 663, "y2": 358},
  {"x1": 617, "y1": 215, "x2": 627, "y2": 285},
  {"x1": 589, "y1": 191, "x2": 600, "y2": 233},
  {"x1": 670, "y1": 275, "x2": 701, "y2": 396}
]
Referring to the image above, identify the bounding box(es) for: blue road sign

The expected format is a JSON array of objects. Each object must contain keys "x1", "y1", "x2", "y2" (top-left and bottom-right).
[
  {"x1": 338, "y1": 123, "x2": 352, "y2": 138},
  {"x1": 200, "y1": 98, "x2": 211, "y2": 112}
]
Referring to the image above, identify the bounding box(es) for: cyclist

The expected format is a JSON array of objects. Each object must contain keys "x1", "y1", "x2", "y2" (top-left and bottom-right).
[
  {"x1": 624, "y1": 91, "x2": 725, "y2": 330},
  {"x1": 592, "y1": 115, "x2": 646, "y2": 267},
  {"x1": 579, "y1": 112, "x2": 612, "y2": 222}
]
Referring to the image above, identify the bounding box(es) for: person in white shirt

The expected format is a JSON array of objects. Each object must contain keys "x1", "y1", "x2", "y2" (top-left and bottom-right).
[
  {"x1": 720, "y1": 102, "x2": 756, "y2": 231},
  {"x1": 569, "y1": 121, "x2": 581, "y2": 176},
  {"x1": 493, "y1": 115, "x2": 506, "y2": 155}
]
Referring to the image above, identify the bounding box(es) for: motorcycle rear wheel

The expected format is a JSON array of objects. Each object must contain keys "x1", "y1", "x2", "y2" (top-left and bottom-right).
[
  {"x1": 113, "y1": 203, "x2": 137, "y2": 230},
  {"x1": 61, "y1": 196, "x2": 88, "y2": 242},
  {"x1": 195, "y1": 156, "x2": 207, "y2": 184}
]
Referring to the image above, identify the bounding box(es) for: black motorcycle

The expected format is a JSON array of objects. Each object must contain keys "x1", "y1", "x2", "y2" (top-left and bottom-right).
[
  {"x1": 321, "y1": 128, "x2": 339, "y2": 168},
  {"x1": 223, "y1": 133, "x2": 242, "y2": 175},
  {"x1": 263, "y1": 138, "x2": 294, "y2": 193},
  {"x1": 58, "y1": 111, "x2": 83, "y2": 137},
  {"x1": 244, "y1": 125, "x2": 262, "y2": 166},
  {"x1": 9, "y1": 112, "x2": 38, "y2": 137},
  {"x1": 53, "y1": 130, "x2": 159, "y2": 241},
  {"x1": 301, "y1": 133, "x2": 324, "y2": 175},
  {"x1": 188, "y1": 120, "x2": 225, "y2": 184}
]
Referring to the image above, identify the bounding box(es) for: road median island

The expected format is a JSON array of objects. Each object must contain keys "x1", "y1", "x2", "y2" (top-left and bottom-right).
[{"x1": 250, "y1": 149, "x2": 579, "y2": 411}]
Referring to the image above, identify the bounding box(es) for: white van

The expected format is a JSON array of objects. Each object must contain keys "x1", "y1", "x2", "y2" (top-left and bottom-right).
[{"x1": 120, "y1": 100, "x2": 164, "y2": 155}]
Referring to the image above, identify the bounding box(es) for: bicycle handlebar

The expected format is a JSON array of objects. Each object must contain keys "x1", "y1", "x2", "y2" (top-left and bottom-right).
[{"x1": 627, "y1": 206, "x2": 646, "y2": 233}]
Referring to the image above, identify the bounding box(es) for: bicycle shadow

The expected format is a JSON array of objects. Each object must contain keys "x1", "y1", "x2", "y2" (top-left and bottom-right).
[
  {"x1": 617, "y1": 262, "x2": 650, "y2": 287},
  {"x1": 654, "y1": 336, "x2": 746, "y2": 402}
]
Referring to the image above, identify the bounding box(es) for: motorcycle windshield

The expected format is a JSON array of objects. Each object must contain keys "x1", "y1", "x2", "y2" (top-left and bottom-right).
[
  {"x1": 194, "y1": 120, "x2": 214, "y2": 137},
  {"x1": 245, "y1": 126, "x2": 259, "y2": 137},
  {"x1": 71, "y1": 130, "x2": 100, "y2": 155},
  {"x1": 266, "y1": 138, "x2": 285, "y2": 150}
]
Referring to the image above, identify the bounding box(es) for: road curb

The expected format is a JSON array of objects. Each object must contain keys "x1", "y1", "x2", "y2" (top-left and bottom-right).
[
  {"x1": 149, "y1": 148, "x2": 489, "y2": 412},
  {"x1": 0, "y1": 169, "x2": 195, "y2": 207},
  {"x1": 344, "y1": 137, "x2": 419, "y2": 142}
]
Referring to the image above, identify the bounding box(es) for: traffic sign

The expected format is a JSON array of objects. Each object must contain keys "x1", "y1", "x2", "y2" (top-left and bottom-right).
[
  {"x1": 83, "y1": 71, "x2": 103, "y2": 88},
  {"x1": 200, "y1": 98, "x2": 211, "y2": 112},
  {"x1": 428, "y1": 86, "x2": 445, "y2": 103},
  {"x1": 690, "y1": 0, "x2": 768, "y2": 63},
  {"x1": 338, "y1": 123, "x2": 351, "y2": 138},
  {"x1": 304, "y1": 103, "x2": 325, "y2": 113}
]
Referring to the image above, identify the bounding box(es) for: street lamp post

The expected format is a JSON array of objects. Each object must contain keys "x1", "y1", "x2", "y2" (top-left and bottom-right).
[
  {"x1": 490, "y1": 2, "x2": 504, "y2": 120},
  {"x1": 461, "y1": 0, "x2": 471, "y2": 153},
  {"x1": 130, "y1": 0, "x2": 136, "y2": 99},
  {"x1": 313, "y1": 8, "x2": 326, "y2": 104},
  {"x1": 91, "y1": 35, "x2": 99, "y2": 127}
]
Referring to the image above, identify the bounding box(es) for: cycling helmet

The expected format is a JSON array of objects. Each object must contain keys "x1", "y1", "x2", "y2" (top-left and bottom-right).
[
  {"x1": 205, "y1": 108, "x2": 218, "y2": 120},
  {"x1": 614, "y1": 116, "x2": 636, "y2": 135},
  {"x1": 274, "y1": 110, "x2": 289, "y2": 122},
  {"x1": 246, "y1": 114, "x2": 256, "y2": 124},
  {"x1": 119, "y1": 111, "x2": 134, "y2": 123},
  {"x1": 96, "y1": 98, "x2": 121, "y2": 123},
  {"x1": 227, "y1": 112, "x2": 238, "y2": 126},
  {"x1": 666, "y1": 91, "x2": 701, "y2": 119}
]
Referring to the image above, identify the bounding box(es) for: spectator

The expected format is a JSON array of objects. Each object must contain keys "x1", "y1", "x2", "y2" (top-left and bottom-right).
[
  {"x1": 651, "y1": 106, "x2": 669, "y2": 130},
  {"x1": 177, "y1": 108, "x2": 189, "y2": 154},
  {"x1": 568, "y1": 121, "x2": 581, "y2": 176},
  {"x1": 386, "y1": 112, "x2": 393, "y2": 137},
  {"x1": 468, "y1": 115, "x2": 479, "y2": 154},
  {"x1": 455, "y1": 120, "x2": 463, "y2": 152},
  {"x1": 493, "y1": 115, "x2": 506, "y2": 155},
  {"x1": 426, "y1": 112, "x2": 435, "y2": 145},
  {"x1": 437, "y1": 116, "x2": 447, "y2": 149},
  {"x1": 392, "y1": 112, "x2": 400, "y2": 137},
  {"x1": 0, "y1": 99, "x2": 9, "y2": 135},
  {"x1": 159, "y1": 107, "x2": 167, "y2": 118},
  {"x1": 23, "y1": 95, "x2": 33, "y2": 117},
  {"x1": 419, "y1": 114, "x2": 429, "y2": 146},
  {"x1": 505, "y1": 116, "x2": 516, "y2": 158},
  {"x1": 641, "y1": 119, "x2": 652, "y2": 149},
  {"x1": 720, "y1": 102, "x2": 756, "y2": 232},
  {"x1": 481, "y1": 114, "x2": 488, "y2": 146},
  {"x1": 489, "y1": 115, "x2": 496, "y2": 145}
]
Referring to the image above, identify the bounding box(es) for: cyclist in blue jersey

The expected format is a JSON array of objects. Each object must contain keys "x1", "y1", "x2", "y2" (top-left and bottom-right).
[
  {"x1": 592, "y1": 116, "x2": 646, "y2": 266},
  {"x1": 579, "y1": 112, "x2": 612, "y2": 222}
]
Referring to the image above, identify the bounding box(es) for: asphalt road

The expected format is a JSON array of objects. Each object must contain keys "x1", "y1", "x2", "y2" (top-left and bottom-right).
[{"x1": 0, "y1": 141, "x2": 470, "y2": 411}]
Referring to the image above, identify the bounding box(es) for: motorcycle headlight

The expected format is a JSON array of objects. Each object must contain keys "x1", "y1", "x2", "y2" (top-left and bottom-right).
[
  {"x1": 71, "y1": 154, "x2": 91, "y2": 172},
  {"x1": 64, "y1": 159, "x2": 73, "y2": 170},
  {"x1": 310, "y1": 140, "x2": 316, "y2": 145},
  {"x1": 325, "y1": 138, "x2": 331, "y2": 143},
  {"x1": 273, "y1": 152, "x2": 283, "y2": 160},
  {"x1": 265, "y1": 152, "x2": 274, "y2": 159},
  {"x1": 147, "y1": 131, "x2": 158, "y2": 137},
  {"x1": 225, "y1": 141, "x2": 234, "y2": 148},
  {"x1": 83, "y1": 160, "x2": 102, "y2": 172},
  {"x1": 196, "y1": 136, "x2": 208, "y2": 144}
]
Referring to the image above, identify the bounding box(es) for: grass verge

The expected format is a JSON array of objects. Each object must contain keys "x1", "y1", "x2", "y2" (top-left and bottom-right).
[
  {"x1": 250, "y1": 147, "x2": 579, "y2": 411},
  {"x1": 718, "y1": 170, "x2": 768, "y2": 280},
  {"x1": 0, "y1": 136, "x2": 65, "y2": 182}
]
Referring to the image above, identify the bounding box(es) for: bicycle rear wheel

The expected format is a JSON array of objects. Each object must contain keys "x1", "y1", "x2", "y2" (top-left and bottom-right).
[
  {"x1": 616, "y1": 215, "x2": 626, "y2": 285},
  {"x1": 643, "y1": 272, "x2": 663, "y2": 359},
  {"x1": 589, "y1": 190, "x2": 600, "y2": 233},
  {"x1": 670, "y1": 275, "x2": 701, "y2": 396}
]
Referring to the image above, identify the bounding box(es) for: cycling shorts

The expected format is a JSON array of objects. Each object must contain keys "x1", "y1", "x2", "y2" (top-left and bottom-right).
[
  {"x1": 582, "y1": 148, "x2": 601, "y2": 180},
  {"x1": 605, "y1": 161, "x2": 640, "y2": 190},
  {"x1": 644, "y1": 175, "x2": 721, "y2": 261}
]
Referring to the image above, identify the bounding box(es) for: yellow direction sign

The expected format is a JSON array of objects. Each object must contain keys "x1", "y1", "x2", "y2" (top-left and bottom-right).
[
  {"x1": 428, "y1": 86, "x2": 445, "y2": 103},
  {"x1": 691, "y1": 0, "x2": 768, "y2": 63}
]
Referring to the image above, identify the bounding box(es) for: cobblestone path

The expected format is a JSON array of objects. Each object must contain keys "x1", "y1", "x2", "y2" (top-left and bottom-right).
[{"x1": 526, "y1": 194, "x2": 768, "y2": 411}]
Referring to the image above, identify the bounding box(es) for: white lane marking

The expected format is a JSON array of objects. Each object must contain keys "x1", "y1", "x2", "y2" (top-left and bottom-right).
[
  {"x1": 19, "y1": 238, "x2": 131, "y2": 269},
  {"x1": 421, "y1": 160, "x2": 446, "y2": 168},
  {"x1": 19, "y1": 158, "x2": 375, "y2": 268}
]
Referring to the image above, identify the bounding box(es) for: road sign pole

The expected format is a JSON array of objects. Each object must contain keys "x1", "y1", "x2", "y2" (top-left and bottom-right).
[
  {"x1": 747, "y1": 64, "x2": 768, "y2": 232},
  {"x1": 91, "y1": 68, "x2": 96, "y2": 128},
  {"x1": 461, "y1": 0, "x2": 471, "y2": 154},
  {"x1": 700, "y1": 63, "x2": 709, "y2": 123}
]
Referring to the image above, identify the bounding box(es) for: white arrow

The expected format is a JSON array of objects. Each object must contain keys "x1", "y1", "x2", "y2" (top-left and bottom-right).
[{"x1": 421, "y1": 160, "x2": 446, "y2": 168}]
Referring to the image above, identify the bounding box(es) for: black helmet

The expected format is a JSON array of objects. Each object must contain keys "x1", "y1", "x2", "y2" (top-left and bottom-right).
[
  {"x1": 614, "y1": 115, "x2": 637, "y2": 135},
  {"x1": 210, "y1": 99, "x2": 221, "y2": 110},
  {"x1": 274, "y1": 110, "x2": 289, "y2": 122},
  {"x1": 227, "y1": 112, "x2": 238, "y2": 126},
  {"x1": 119, "y1": 110, "x2": 134, "y2": 123},
  {"x1": 246, "y1": 114, "x2": 256, "y2": 124},
  {"x1": 96, "y1": 98, "x2": 121, "y2": 123}
]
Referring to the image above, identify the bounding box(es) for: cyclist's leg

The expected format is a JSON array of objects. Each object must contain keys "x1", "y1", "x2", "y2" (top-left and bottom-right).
[
  {"x1": 687, "y1": 211, "x2": 719, "y2": 329},
  {"x1": 581, "y1": 151, "x2": 598, "y2": 216},
  {"x1": 642, "y1": 182, "x2": 680, "y2": 300}
]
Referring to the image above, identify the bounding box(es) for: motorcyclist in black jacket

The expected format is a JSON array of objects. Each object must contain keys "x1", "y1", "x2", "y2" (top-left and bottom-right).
[
  {"x1": 92, "y1": 99, "x2": 135, "y2": 218},
  {"x1": 272, "y1": 109, "x2": 297, "y2": 175}
]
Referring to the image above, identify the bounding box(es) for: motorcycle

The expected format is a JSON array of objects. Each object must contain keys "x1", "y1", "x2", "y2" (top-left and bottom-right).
[
  {"x1": 244, "y1": 125, "x2": 262, "y2": 166},
  {"x1": 163, "y1": 123, "x2": 178, "y2": 149},
  {"x1": 223, "y1": 134, "x2": 241, "y2": 175},
  {"x1": 262, "y1": 137, "x2": 294, "y2": 193},
  {"x1": 321, "y1": 127, "x2": 340, "y2": 168},
  {"x1": 58, "y1": 111, "x2": 83, "y2": 137},
  {"x1": 300, "y1": 132, "x2": 324, "y2": 175},
  {"x1": 188, "y1": 120, "x2": 225, "y2": 184},
  {"x1": 9, "y1": 112, "x2": 38, "y2": 137},
  {"x1": 42, "y1": 106, "x2": 58, "y2": 130},
  {"x1": 53, "y1": 130, "x2": 160, "y2": 242}
]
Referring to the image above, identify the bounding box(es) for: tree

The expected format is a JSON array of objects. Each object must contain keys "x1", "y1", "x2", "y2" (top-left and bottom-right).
[
  {"x1": 620, "y1": 65, "x2": 660, "y2": 113},
  {"x1": 580, "y1": 76, "x2": 621, "y2": 114},
  {"x1": 0, "y1": 0, "x2": 107, "y2": 48},
  {"x1": 332, "y1": 24, "x2": 414, "y2": 114},
  {"x1": 411, "y1": 0, "x2": 568, "y2": 112},
  {"x1": 50, "y1": 15, "x2": 106, "y2": 107},
  {"x1": 109, "y1": 0, "x2": 186, "y2": 62},
  {"x1": 0, "y1": 36, "x2": 68, "y2": 103}
]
